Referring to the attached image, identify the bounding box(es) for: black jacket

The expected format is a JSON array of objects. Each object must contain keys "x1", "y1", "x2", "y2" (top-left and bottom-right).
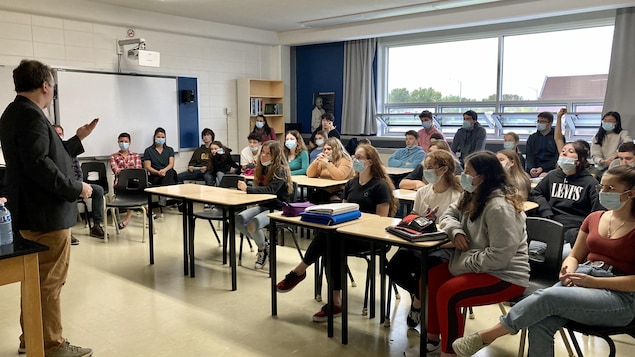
[{"x1": 0, "y1": 95, "x2": 83, "y2": 231}]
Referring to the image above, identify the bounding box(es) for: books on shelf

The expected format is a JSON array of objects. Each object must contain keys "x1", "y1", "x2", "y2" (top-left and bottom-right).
[
  {"x1": 304, "y1": 203, "x2": 359, "y2": 216},
  {"x1": 250, "y1": 98, "x2": 263, "y2": 115}
]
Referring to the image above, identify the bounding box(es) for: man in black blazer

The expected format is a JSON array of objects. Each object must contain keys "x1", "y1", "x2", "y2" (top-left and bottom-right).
[{"x1": 0, "y1": 59, "x2": 96, "y2": 357}]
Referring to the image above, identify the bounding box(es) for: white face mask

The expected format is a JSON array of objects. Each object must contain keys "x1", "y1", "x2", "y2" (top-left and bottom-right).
[
  {"x1": 599, "y1": 191, "x2": 631, "y2": 210},
  {"x1": 460, "y1": 173, "x2": 479, "y2": 193},
  {"x1": 423, "y1": 169, "x2": 440, "y2": 184}
]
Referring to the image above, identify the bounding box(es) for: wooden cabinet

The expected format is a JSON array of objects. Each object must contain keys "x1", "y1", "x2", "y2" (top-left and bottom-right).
[{"x1": 237, "y1": 79, "x2": 285, "y2": 144}]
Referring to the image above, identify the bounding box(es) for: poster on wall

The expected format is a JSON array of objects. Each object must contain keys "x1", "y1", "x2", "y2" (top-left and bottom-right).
[{"x1": 312, "y1": 92, "x2": 335, "y2": 132}]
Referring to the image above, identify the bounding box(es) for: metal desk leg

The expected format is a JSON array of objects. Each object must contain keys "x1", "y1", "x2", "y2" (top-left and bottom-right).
[
  {"x1": 341, "y1": 233, "x2": 348, "y2": 344},
  {"x1": 188, "y1": 200, "x2": 195, "y2": 277},
  {"x1": 270, "y1": 218, "x2": 278, "y2": 316},
  {"x1": 222, "y1": 208, "x2": 228, "y2": 265},
  {"x1": 229, "y1": 206, "x2": 237, "y2": 291},
  {"x1": 326, "y1": 231, "x2": 334, "y2": 338},
  {"x1": 420, "y1": 250, "x2": 429, "y2": 355},
  {"x1": 379, "y1": 250, "x2": 386, "y2": 324},
  {"x1": 148, "y1": 193, "x2": 155, "y2": 265},
  {"x1": 369, "y1": 242, "x2": 376, "y2": 319}
]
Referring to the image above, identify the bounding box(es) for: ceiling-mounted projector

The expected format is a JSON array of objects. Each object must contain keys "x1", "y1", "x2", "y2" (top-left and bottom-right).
[{"x1": 117, "y1": 38, "x2": 160, "y2": 68}]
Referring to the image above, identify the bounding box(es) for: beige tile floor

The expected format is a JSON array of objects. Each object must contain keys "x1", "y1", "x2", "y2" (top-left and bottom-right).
[{"x1": 1, "y1": 205, "x2": 634, "y2": 356}]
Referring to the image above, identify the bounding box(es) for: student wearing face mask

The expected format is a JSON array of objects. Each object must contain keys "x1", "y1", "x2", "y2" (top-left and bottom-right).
[
  {"x1": 309, "y1": 130, "x2": 327, "y2": 164},
  {"x1": 209, "y1": 141, "x2": 239, "y2": 186},
  {"x1": 309, "y1": 113, "x2": 341, "y2": 150},
  {"x1": 144, "y1": 127, "x2": 177, "y2": 187},
  {"x1": 284, "y1": 130, "x2": 309, "y2": 175},
  {"x1": 251, "y1": 114, "x2": 276, "y2": 142},
  {"x1": 502, "y1": 131, "x2": 526, "y2": 173},
  {"x1": 529, "y1": 142, "x2": 604, "y2": 246},
  {"x1": 497, "y1": 149, "x2": 531, "y2": 199},
  {"x1": 306, "y1": 137, "x2": 354, "y2": 203},
  {"x1": 276, "y1": 144, "x2": 397, "y2": 321},
  {"x1": 110, "y1": 132, "x2": 142, "y2": 230},
  {"x1": 451, "y1": 110, "x2": 486, "y2": 166},
  {"x1": 591, "y1": 111, "x2": 632, "y2": 173},
  {"x1": 388, "y1": 130, "x2": 426, "y2": 169},
  {"x1": 610, "y1": 142, "x2": 635, "y2": 169},
  {"x1": 240, "y1": 133, "x2": 262, "y2": 175},
  {"x1": 526, "y1": 112, "x2": 559, "y2": 178},
  {"x1": 417, "y1": 110, "x2": 444, "y2": 153},
  {"x1": 176, "y1": 128, "x2": 215, "y2": 186},
  {"x1": 453, "y1": 165, "x2": 635, "y2": 357},
  {"x1": 387, "y1": 150, "x2": 462, "y2": 331}
]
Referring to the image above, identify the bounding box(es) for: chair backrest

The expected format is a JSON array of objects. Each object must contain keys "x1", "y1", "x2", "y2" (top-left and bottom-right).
[
  {"x1": 115, "y1": 168, "x2": 149, "y2": 196},
  {"x1": 526, "y1": 217, "x2": 564, "y2": 281},
  {"x1": 218, "y1": 174, "x2": 245, "y2": 189},
  {"x1": 81, "y1": 161, "x2": 109, "y2": 194}
]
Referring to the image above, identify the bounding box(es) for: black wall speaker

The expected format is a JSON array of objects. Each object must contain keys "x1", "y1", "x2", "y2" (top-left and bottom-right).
[{"x1": 181, "y1": 89, "x2": 195, "y2": 103}]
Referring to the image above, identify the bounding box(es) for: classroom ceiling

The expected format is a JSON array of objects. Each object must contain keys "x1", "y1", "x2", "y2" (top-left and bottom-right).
[{"x1": 87, "y1": 0, "x2": 512, "y2": 32}]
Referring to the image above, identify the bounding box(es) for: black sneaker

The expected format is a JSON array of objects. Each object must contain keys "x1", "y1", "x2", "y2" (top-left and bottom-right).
[
  {"x1": 407, "y1": 305, "x2": 421, "y2": 328},
  {"x1": 254, "y1": 249, "x2": 268, "y2": 269},
  {"x1": 89, "y1": 225, "x2": 105, "y2": 239},
  {"x1": 71, "y1": 235, "x2": 80, "y2": 245}
]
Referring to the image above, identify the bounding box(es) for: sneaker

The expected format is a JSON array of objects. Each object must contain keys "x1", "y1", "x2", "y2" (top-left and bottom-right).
[
  {"x1": 407, "y1": 305, "x2": 421, "y2": 328},
  {"x1": 204, "y1": 204, "x2": 213, "y2": 210},
  {"x1": 277, "y1": 270, "x2": 307, "y2": 292},
  {"x1": 254, "y1": 249, "x2": 268, "y2": 269},
  {"x1": 452, "y1": 333, "x2": 488, "y2": 356},
  {"x1": 71, "y1": 235, "x2": 80, "y2": 245},
  {"x1": 426, "y1": 340, "x2": 440, "y2": 353},
  {"x1": 48, "y1": 341, "x2": 93, "y2": 357},
  {"x1": 158, "y1": 196, "x2": 167, "y2": 206},
  {"x1": 312, "y1": 304, "x2": 342, "y2": 322},
  {"x1": 89, "y1": 225, "x2": 105, "y2": 239}
]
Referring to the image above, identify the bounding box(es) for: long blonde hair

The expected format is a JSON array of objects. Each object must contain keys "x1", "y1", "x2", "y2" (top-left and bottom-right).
[
  {"x1": 354, "y1": 144, "x2": 398, "y2": 217},
  {"x1": 426, "y1": 150, "x2": 462, "y2": 192},
  {"x1": 325, "y1": 137, "x2": 351, "y2": 164},
  {"x1": 254, "y1": 140, "x2": 294, "y2": 195},
  {"x1": 498, "y1": 149, "x2": 531, "y2": 199}
]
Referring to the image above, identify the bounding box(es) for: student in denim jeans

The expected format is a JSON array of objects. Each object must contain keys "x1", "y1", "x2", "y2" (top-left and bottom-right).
[{"x1": 453, "y1": 165, "x2": 635, "y2": 357}]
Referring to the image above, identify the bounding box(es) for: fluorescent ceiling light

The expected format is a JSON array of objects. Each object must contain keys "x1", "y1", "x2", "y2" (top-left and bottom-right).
[{"x1": 300, "y1": 0, "x2": 504, "y2": 28}]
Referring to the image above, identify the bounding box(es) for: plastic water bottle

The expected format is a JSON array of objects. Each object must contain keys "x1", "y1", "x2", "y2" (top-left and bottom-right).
[{"x1": 0, "y1": 203, "x2": 14, "y2": 246}]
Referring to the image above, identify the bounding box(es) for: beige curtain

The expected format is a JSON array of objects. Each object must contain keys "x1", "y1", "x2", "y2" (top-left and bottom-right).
[{"x1": 342, "y1": 38, "x2": 377, "y2": 135}]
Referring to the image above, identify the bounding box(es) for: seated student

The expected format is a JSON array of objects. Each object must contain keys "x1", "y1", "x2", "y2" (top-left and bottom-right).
[
  {"x1": 451, "y1": 110, "x2": 486, "y2": 166},
  {"x1": 610, "y1": 142, "x2": 635, "y2": 169},
  {"x1": 309, "y1": 113, "x2": 341, "y2": 150},
  {"x1": 497, "y1": 149, "x2": 531, "y2": 199},
  {"x1": 388, "y1": 130, "x2": 426, "y2": 168},
  {"x1": 408, "y1": 151, "x2": 529, "y2": 356},
  {"x1": 503, "y1": 131, "x2": 526, "y2": 172},
  {"x1": 417, "y1": 110, "x2": 444, "y2": 153},
  {"x1": 453, "y1": 165, "x2": 635, "y2": 357},
  {"x1": 591, "y1": 111, "x2": 632, "y2": 174},
  {"x1": 276, "y1": 144, "x2": 398, "y2": 321},
  {"x1": 251, "y1": 114, "x2": 276, "y2": 142},
  {"x1": 398, "y1": 140, "x2": 461, "y2": 190},
  {"x1": 239, "y1": 133, "x2": 261, "y2": 175},
  {"x1": 387, "y1": 150, "x2": 462, "y2": 329},
  {"x1": 306, "y1": 137, "x2": 354, "y2": 202},
  {"x1": 210, "y1": 141, "x2": 239, "y2": 186},
  {"x1": 110, "y1": 132, "x2": 142, "y2": 230},
  {"x1": 177, "y1": 128, "x2": 214, "y2": 186},
  {"x1": 309, "y1": 130, "x2": 327, "y2": 164},
  {"x1": 530, "y1": 142, "x2": 603, "y2": 246},
  {"x1": 236, "y1": 140, "x2": 293, "y2": 269},
  {"x1": 284, "y1": 130, "x2": 309, "y2": 175},
  {"x1": 144, "y1": 127, "x2": 177, "y2": 187},
  {"x1": 53, "y1": 124, "x2": 105, "y2": 242},
  {"x1": 526, "y1": 112, "x2": 559, "y2": 178}
]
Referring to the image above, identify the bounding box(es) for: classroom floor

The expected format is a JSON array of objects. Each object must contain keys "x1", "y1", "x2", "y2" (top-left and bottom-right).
[{"x1": 1, "y1": 205, "x2": 633, "y2": 357}]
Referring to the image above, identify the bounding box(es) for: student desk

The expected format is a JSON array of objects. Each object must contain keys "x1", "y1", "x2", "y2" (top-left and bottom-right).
[
  {"x1": 393, "y1": 188, "x2": 417, "y2": 214},
  {"x1": 337, "y1": 217, "x2": 449, "y2": 355},
  {"x1": 0, "y1": 239, "x2": 49, "y2": 357},
  {"x1": 523, "y1": 201, "x2": 539, "y2": 212},
  {"x1": 268, "y1": 212, "x2": 376, "y2": 342},
  {"x1": 386, "y1": 167, "x2": 414, "y2": 176},
  {"x1": 146, "y1": 184, "x2": 276, "y2": 290}
]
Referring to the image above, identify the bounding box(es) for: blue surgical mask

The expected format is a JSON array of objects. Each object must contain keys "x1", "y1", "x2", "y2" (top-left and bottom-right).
[
  {"x1": 557, "y1": 157, "x2": 576, "y2": 172},
  {"x1": 249, "y1": 146, "x2": 259, "y2": 153},
  {"x1": 599, "y1": 191, "x2": 630, "y2": 210},
  {"x1": 154, "y1": 138, "x2": 165, "y2": 145},
  {"x1": 261, "y1": 160, "x2": 272, "y2": 167},
  {"x1": 602, "y1": 122, "x2": 616, "y2": 132},
  {"x1": 315, "y1": 139, "x2": 325, "y2": 147},
  {"x1": 352, "y1": 158, "x2": 367, "y2": 173},
  {"x1": 503, "y1": 141, "x2": 515, "y2": 150},
  {"x1": 423, "y1": 169, "x2": 440, "y2": 184},
  {"x1": 285, "y1": 140, "x2": 297, "y2": 150},
  {"x1": 537, "y1": 123, "x2": 548, "y2": 131},
  {"x1": 460, "y1": 173, "x2": 479, "y2": 193},
  {"x1": 118, "y1": 142, "x2": 129, "y2": 151},
  {"x1": 422, "y1": 121, "x2": 432, "y2": 129},
  {"x1": 462, "y1": 120, "x2": 472, "y2": 129},
  {"x1": 255, "y1": 121, "x2": 264, "y2": 129},
  {"x1": 216, "y1": 148, "x2": 225, "y2": 155}
]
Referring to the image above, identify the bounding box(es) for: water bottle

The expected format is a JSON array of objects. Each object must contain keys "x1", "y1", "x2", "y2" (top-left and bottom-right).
[{"x1": 0, "y1": 203, "x2": 14, "y2": 246}]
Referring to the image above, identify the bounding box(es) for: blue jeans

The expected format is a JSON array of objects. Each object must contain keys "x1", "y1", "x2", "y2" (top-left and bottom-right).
[
  {"x1": 177, "y1": 170, "x2": 214, "y2": 186},
  {"x1": 235, "y1": 206, "x2": 270, "y2": 248},
  {"x1": 500, "y1": 265, "x2": 635, "y2": 357}
]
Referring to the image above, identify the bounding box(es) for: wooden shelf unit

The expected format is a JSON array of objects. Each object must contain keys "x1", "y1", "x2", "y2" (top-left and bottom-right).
[{"x1": 237, "y1": 79, "x2": 285, "y2": 144}]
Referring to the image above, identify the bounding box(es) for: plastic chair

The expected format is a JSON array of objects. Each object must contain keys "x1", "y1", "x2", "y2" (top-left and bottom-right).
[
  {"x1": 565, "y1": 318, "x2": 635, "y2": 357},
  {"x1": 106, "y1": 168, "x2": 151, "y2": 243},
  {"x1": 78, "y1": 162, "x2": 109, "y2": 230}
]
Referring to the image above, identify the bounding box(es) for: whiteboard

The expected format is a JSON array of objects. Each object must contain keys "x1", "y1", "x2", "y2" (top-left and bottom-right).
[{"x1": 55, "y1": 70, "x2": 179, "y2": 158}]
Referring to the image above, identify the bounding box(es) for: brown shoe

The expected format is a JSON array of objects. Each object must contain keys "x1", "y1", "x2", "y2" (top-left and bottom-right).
[{"x1": 89, "y1": 225, "x2": 105, "y2": 239}]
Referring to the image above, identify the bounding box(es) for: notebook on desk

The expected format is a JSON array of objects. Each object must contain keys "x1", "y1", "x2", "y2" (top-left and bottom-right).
[{"x1": 304, "y1": 202, "x2": 359, "y2": 216}]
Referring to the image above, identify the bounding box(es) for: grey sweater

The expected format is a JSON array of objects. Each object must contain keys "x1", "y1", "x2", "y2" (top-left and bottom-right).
[{"x1": 439, "y1": 190, "x2": 530, "y2": 287}]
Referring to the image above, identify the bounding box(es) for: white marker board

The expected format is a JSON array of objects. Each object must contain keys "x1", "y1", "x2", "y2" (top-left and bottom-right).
[{"x1": 54, "y1": 70, "x2": 179, "y2": 158}]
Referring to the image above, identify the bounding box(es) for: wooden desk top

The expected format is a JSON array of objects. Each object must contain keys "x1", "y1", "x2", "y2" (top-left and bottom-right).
[
  {"x1": 291, "y1": 175, "x2": 350, "y2": 188},
  {"x1": 146, "y1": 184, "x2": 276, "y2": 206},
  {"x1": 393, "y1": 189, "x2": 417, "y2": 202},
  {"x1": 268, "y1": 211, "x2": 376, "y2": 230},
  {"x1": 523, "y1": 201, "x2": 539, "y2": 212},
  {"x1": 336, "y1": 216, "x2": 448, "y2": 248},
  {"x1": 386, "y1": 167, "x2": 414, "y2": 176}
]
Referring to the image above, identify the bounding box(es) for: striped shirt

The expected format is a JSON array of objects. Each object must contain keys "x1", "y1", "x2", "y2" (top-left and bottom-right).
[{"x1": 109, "y1": 151, "x2": 142, "y2": 185}]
